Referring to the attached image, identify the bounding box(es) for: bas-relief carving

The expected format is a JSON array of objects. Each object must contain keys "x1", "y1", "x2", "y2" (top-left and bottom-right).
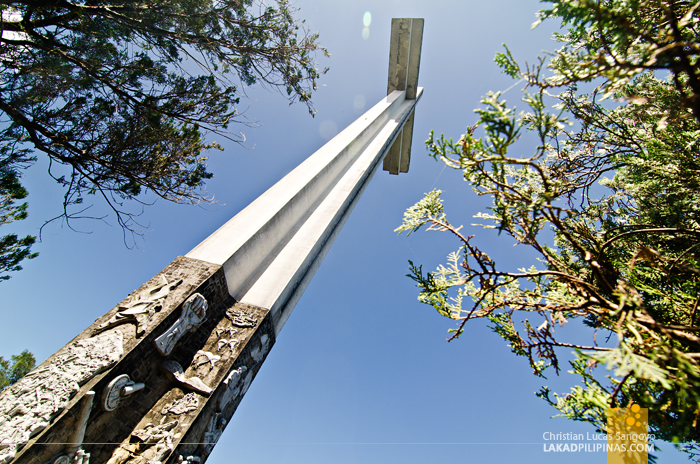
[
  {"x1": 107, "y1": 421, "x2": 179, "y2": 464},
  {"x1": 240, "y1": 371, "x2": 253, "y2": 398},
  {"x1": 52, "y1": 455, "x2": 72, "y2": 464},
  {"x1": 214, "y1": 327, "x2": 237, "y2": 339},
  {"x1": 190, "y1": 351, "x2": 220, "y2": 374},
  {"x1": 154, "y1": 294, "x2": 207, "y2": 357},
  {"x1": 109, "y1": 305, "x2": 268, "y2": 464},
  {"x1": 217, "y1": 367, "x2": 247, "y2": 412},
  {"x1": 201, "y1": 414, "x2": 226, "y2": 454},
  {"x1": 177, "y1": 456, "x2": 200, "y2": 463},
  {"x1": 147, "y1": 445, "x2": 174, "y2": 464},
  {"x1": 196, "y1": 328, "x2": 272, "y2": 454},
  {"x1": 65, "y1": 391, "x2": 95, "y2": 459},
  {"x1": 0, "y1": 331, "x2": 123, "y2": 464},
  {"x1": 231, "y1": 335, "x2": 270, "y2": 401},
  {"x1": 102, "y1": 375, "x2": 146, "y2": 412},
  {"x1": 134, "y1": 420, "x2": 179, "y2": 464},
  {"x1": 224, "y1": 309, "x2": 257, "y2": 328},
  {"x1": 160, "y1": 361, "x2": 212, "y2": 396},
  {"x1": 160, "y1": 393, "x2": 198, "y2": 416},
  {"x1": 250, "y1": 334, "x2": 270, "y2": 363},
  {"x1": 215, "y1": 327, "x2": 239, "y2": 356},
  {"x1": 132, "y1": 420, "x2": 179, "y2": 444},
  {"x1": 215, "y1": 338, "x2": 238, "y2": 354},
  {"x1": 52, "y1": 450, "x2": 89, "y2": 464},
  {"x1": 95, "y1": 277, "x2": 182, "y2": 336},
  {"x1": 50, "y1": 391, "x2": 95, "y2": 464}
]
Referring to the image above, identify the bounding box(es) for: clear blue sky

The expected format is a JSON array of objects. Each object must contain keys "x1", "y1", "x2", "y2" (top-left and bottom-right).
[{"x1": 0, "y1": 1, "x2": 691, "y2": 462}]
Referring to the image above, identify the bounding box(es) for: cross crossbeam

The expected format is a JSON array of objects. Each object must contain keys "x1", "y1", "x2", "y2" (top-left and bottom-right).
[{"x1": 384, "y1": 18, "x2": 424, "y2": 175}]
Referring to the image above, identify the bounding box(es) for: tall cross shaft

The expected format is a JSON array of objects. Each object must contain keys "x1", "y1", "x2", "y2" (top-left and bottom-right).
[{"x1": 0, "y1": 19, "x2": 424, "y2": 464}]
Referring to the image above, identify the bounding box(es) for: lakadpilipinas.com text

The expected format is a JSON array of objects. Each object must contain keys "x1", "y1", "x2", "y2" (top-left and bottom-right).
[{"x1": 542, "y1": 432, "x2": 655, "y2": 453}]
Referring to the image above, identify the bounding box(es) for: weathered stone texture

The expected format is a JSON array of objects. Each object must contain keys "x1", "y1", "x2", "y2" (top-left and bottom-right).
[
  {"x1": 4, "y1": 256, "x2": 228, "y2": 464},
  {"x1": 90, "y1": 301, "x2": 274, "y2": 464}
]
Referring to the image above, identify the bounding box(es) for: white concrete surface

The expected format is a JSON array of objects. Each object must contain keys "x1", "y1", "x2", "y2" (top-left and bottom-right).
[
  {"x1": 187, "y1": 89, "x2": 422, "y2": 334},
  {"x1": 384, "y1": 18, "x2": 423, "y2": 174},
  {"x1": 187, "y1": 17, "x2": 424, "y2": 337},
  {"x1": 242, "y1": 89, "x2": 422, "y2": 335}
]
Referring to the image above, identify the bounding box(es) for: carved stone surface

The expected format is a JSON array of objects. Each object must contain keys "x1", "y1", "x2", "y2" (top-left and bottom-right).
[
  {"x1": 0, "y1": 331, "x2": 123, "y2": 464},
  {"x1": 160, "y1": 361, "x2": 212, "y2": 396},
  {"x1": 66, "y1": 391, "x2": 95, "y2": 457},
  {"x1": 182, "y1": 332, "x2": 272, "y2": 458},
  {"x1": 105, "y1": 443, "x2": 137, "y2": 464},
  {"x1": 215, "y1": 338, "x2": 238, "y2": 354},
  {"x1": 177, "y1": 456, "x2": 200, "y2": 463},
  {"x1": 52, "y1": 455, "x2": 71, "y2": 464},
  {"x1": 154, "y1": 294, "x2": 208, "y2": 356},
  {"x1": 214, "y1": 327, "x2": 237, "y2": 339},
  {"x1": 95, "y1": 276, "x2": 182, "y2": 336},
  {"x1": 240, "y1": 370, "x2": 254, "y2": 398},
  {"x1": 102, "y1": 374, "x2": 145, "y2": 412},
  {"x1": 126, "y1": 420, "x2": 180, "y2": 464},
  {"x1": 190, "y1": 351, "x2": 220, "y2": 374},
  {"x1": 217, "y1": 367, "x2": 247, "y2": 412},
  {"x1": 74, "y1": 449, "x2": 91, "y2": 464},
  {"x1": 147, "y1": 444, "x2": 174, "y2": 464},
  {"x1": 250, "y1": 334, "x2": 270, "y2": 363},
  {"x1": 224, "y1": 308, "x2": 257, "y2": 328},
  {"x1": 201, "y1": 414, "x2": 225, "y2": 454},
  {"x1": 102, "y1": 375, "x2": 132, "y2": 412},
  {"x1": 52, "y1": 450, "x2": 90, "y2": 464},
  {"x1": 160, "y1": 393, "x2": 199, "y2": 416},
  {"x1": 132, "y1": 420, "x2": 179, "y2": 444}
]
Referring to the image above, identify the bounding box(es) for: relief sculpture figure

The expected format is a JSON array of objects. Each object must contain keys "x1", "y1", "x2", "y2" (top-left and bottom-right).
[
  {"x1": 95, "y1": 276, "x2": 182, "y2": 336},
  {"x1": 0, "y1": 331, "x2": 123, "y2": 464},
  {"x1": 154, "y1": 294, "x2": 207, "y2": 356}
]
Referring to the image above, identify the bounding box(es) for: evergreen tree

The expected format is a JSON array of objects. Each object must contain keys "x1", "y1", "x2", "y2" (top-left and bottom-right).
[
  {"x1": 398, "y1": 0, "x2": 700, "y2": 454},
  {"x1": 0, "y1": 350, "x2": 35, "y2": 390},
  {"x1": 0, "y1": 0, "x2": 327, "y2": 280}
]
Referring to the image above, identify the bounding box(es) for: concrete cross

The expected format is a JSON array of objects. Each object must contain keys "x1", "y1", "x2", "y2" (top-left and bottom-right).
[
  {"x1": 0, "y1": 18, "x2": 424, "y2": 464},
  {"x1": 384, "y1": 18, "x2": 424, "y2": 175}
]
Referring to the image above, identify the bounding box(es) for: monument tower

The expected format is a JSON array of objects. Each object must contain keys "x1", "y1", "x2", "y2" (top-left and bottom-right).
[{"x1": 0, "y1": 18, "x2": 424, "y2": 464}]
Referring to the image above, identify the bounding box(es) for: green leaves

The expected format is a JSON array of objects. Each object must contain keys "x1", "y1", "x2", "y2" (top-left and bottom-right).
[
  {"x1": 0, "y1": 165, "x2": 37, "y2": 281},
  {"x1": 494, "y1": 44, "x2": 520, "y2": 79},
  {"x1": 0, "y1": 350, "x2": 35, "y2": 390},
  {"x1": 539, "y1": 0, "x2": 700, "y2": 115},
  {"x1": 580, "y1": 344, "x2": 674, "y2": 390},
  {"x1": 400, "y1": 0, "x2": 700, "y2": 452},
  {"x1": 395, "y1": 189, "x2": 444, "y2": 236},
  {"x1": 0, "y1": 0, "x2": 327, "y2": 267}
]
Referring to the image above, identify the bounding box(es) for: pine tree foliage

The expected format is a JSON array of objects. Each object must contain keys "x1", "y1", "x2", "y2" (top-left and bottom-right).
[
  {"x1": 397, "y1": 0, "x2": 700, "y2": 451},
  {"x1": 0, "y1": 350, "x2": 35, "y2": 390},
  {"x1": 0, "y1": 0, "x2": 328, "y2": 280},
  {"x1": 0, "y1": 165, "x2": 37, "y2": 280}
]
